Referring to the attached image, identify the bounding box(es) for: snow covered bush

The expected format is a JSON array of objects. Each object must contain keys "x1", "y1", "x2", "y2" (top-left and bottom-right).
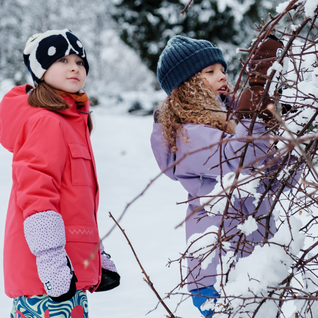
[
  {"x1": 159, "y1": 1, "x2": 318, "y2": 317},
  {"x1": 103, "y1": 1, "x2": 318, "y2": 317}
]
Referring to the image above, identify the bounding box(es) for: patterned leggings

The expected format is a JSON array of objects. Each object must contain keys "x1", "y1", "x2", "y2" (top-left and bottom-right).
[{"x1": 10, "y1": 290, "x2": 89, "y2": 318}]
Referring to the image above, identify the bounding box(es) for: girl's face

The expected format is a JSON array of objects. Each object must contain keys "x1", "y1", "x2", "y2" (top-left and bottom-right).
[
  {"x1": 43, "y1": 54, "x2": 86, "y2": 93},
  {"x1": 199, "y1": 63, "x2": 228, "y2": 96}
]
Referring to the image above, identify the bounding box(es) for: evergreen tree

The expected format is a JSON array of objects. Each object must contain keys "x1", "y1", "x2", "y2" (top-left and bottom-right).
[
  {"x1": 0, "y1": 0, "x2": 154, "y2": 96},
  {"x1": 112, "y1": 0, "x2": 282, "y2": 78}
]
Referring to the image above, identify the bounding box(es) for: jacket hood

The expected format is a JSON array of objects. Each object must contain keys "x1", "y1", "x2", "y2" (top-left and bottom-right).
[
  {"x1": 0, "y1": 85, "x2": 34, "y2": 152},
  {"x1": 0, "y1": 85, "x2": 90, "y2": 153},
  {"x1": 151, "y1": 122, "x2": 177, "y2": 181}
]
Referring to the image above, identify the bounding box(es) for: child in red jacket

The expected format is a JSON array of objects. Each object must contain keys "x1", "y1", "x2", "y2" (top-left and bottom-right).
[{"x1": 0, "y1": 29, "x2": 119, "y2": 318}]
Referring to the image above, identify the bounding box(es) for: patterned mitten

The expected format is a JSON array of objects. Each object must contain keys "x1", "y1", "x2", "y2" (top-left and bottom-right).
[
  {"x1": 24, "y1": 210, "x2": 77, "y2": 302},
  {"x1": 237, "y1": 35, "x2": 284, "y2": 122},
  {"x1": 95, "y1": 242, "x2": 120, "y2": 292}
]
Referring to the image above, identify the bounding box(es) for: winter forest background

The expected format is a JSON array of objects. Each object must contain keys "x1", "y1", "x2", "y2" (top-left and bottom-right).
[
  {"x1": 1, "y1": 0, "x2": 318, "y2": 318},
  {"x1": 0, "y1": 0, "x2": 283, "y2": 108}
]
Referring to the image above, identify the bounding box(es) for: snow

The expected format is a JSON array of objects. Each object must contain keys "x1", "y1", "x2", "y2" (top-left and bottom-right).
[
  {"x1": 268, "y1": 61, "x2": 283, "y2": 97},
  {"x1": 201, "y1": 172, "x2": 262, "y2": 215},
  {"x1": 276, "y1": 0, "x2": 291, "y2": 13},
  {"x1": 203, "y1": 217, "x2": 306, "y2": 318},
  {"x1": 187, "y1": 225, "x2": 231, "y2": 271},
  {"x1": 304, "y1": 0, "x2": 318, "y2": 17},
  {"x1": 276, "y1": 0, "x2": 318, "y2": 18},
  {"x1": 217, "y1": 0, "x2": 255, "y2": 23},
  {"x1": 0, "y1": 106, "x2": 198, "y2": 317},
  {"x1": 0, "y1": 1, "x2": 318, "y2": 316},
  {"x1": 237, "y1": 215, "x2": 258, "y2": 235}
]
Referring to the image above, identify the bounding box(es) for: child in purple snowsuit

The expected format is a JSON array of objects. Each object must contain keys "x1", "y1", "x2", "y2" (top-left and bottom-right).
[{"x1": 151, "y1": 35, "x2": 284, "y2": 317}]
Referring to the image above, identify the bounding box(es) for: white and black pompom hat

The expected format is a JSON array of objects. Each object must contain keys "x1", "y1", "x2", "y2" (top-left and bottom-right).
[{"x1": 23, "y1": 29, "x2": 89, "y2": 84}]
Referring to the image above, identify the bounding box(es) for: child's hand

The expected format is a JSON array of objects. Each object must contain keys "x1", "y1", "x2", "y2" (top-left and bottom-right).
[
  {"x1": 237, "y1": 35, "x2": 284, "y2": 122},
  {"x1": 43, "y1": 255, "x2": 78, "y2": 302},
  {"x1": 248, "y1": 35, "x2": 284, "y2": 88},
  {"x1": 24, "y1": 211, "x2": 77, "y2": 302},
  {"x1": 237, "y1": 86, "x2": 273, "y2": 122},
  {"x1": 95, "y1": 243, "x2": 120, "y2": 292}
]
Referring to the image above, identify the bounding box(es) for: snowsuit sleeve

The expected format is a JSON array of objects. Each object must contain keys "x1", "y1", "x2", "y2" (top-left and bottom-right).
[
  {"x1": 174, "y1": 120, "x2": 268, "y2": 180},
  {"x1": 151, "y1": 119, "x2": 270, "y2": 198},
  {"x1": 13, "y1": 113, "x2": 67, "y2": 219}
]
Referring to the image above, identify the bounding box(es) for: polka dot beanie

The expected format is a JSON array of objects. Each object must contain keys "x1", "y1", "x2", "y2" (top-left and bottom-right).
[
  {"x1": 157, "y1": 35, "x2": 228, "y2": 96},
  {"x1": 23, "y1": 29, "x2": 89, "y2": 84}
]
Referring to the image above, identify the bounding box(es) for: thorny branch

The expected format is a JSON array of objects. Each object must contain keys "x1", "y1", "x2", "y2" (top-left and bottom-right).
[
  {"x1": 181, "y1": 0, "x2": 193, "y2": 17},
  {"x1": 108, "y1": 212, "x2": 179, "y2": 318},
  {"x1": 174, "y1": 2, "x2": 318, "y2": 317},
  {"x1": 95, "y1": 2, "x2": 318, "y2": 317}
]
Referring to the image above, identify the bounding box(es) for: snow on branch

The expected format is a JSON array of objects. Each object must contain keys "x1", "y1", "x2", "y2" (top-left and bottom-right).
[
  {"x1": 103, "y1": 1, "x2": 318, "y2": 317},
  {"x1": 166, "y1": 1, "x2": 318, "y2": 317}
]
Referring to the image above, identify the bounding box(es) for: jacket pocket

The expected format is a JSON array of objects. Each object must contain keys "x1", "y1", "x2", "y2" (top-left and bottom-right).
[
  {"x1": 65, "y1": 225, "x2": 99, "y2": 243},
  {"x1": 65, "y1": 225, "x2": 100, "y2": 289},
  {"x1": 68, "y1": 142, "x2": 95, "y2": 187}
]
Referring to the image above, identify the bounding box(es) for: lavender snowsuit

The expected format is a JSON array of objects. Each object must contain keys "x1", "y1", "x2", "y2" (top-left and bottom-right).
[{"x1": 151, "y1": 118, "x2": 275, "y2": 291}]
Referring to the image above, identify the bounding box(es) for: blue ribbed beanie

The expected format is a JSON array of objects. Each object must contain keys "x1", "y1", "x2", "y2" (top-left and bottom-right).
[{"x1": 157, "y1": 36, "x2": 227, "y2": 96}]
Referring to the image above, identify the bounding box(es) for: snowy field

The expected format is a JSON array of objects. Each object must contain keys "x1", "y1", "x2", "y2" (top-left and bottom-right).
[{"x1": 0, "y1": 104, "x2": 199, "y2": 317}]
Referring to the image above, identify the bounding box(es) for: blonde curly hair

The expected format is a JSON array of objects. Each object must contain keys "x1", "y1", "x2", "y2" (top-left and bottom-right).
[{"x1": 156, "y1": 74, "x2": 237, "y2": 153}]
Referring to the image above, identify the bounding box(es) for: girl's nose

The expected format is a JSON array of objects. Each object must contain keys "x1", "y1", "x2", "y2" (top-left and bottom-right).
[
  {"x1": 70, "y1": 63, "x2": 79, "y2": 72},
  {"x1": 219, "y1": 71, "x2": 226, "y2": 81}
]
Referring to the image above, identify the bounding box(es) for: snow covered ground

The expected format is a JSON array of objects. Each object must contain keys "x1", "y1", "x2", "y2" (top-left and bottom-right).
[{"x1": 0, "y1": 104, "x2": 199, "y2": 317}]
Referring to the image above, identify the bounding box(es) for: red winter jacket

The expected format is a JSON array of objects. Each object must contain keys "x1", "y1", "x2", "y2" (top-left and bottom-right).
[{"x1": 0, "y1": 85, "x2": 101, "y2": 298}]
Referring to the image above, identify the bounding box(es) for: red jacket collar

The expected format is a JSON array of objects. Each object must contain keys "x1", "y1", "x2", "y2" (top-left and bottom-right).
[{"x1": 60, "y1": 96, "x2": 91, "y2": 116}]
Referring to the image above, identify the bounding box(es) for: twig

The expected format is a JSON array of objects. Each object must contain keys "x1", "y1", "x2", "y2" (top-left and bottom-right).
[
  {"x1": 108, "y1": 212, "x2": 178, "y2": 318},
  {"x1": 181, "y1": 0, "x2": 193, "y2": 17}
]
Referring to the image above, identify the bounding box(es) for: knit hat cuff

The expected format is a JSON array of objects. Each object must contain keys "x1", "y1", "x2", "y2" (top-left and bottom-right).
[{"x1": 159, "y1": 47, "x2": 227, "y2": 96}]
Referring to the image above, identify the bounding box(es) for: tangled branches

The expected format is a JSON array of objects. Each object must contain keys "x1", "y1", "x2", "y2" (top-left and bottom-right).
[
  {"x1": 105, "y1": 1, "x2": 318, "y2": 317},
  {"x1": 166, "y1": 1, "x2": 318, "y2": 317}
]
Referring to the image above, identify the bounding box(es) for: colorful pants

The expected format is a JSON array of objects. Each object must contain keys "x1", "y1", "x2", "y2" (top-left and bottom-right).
[{"x1": 10, "y1": 289, "x2": 89, "y2": 318}]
